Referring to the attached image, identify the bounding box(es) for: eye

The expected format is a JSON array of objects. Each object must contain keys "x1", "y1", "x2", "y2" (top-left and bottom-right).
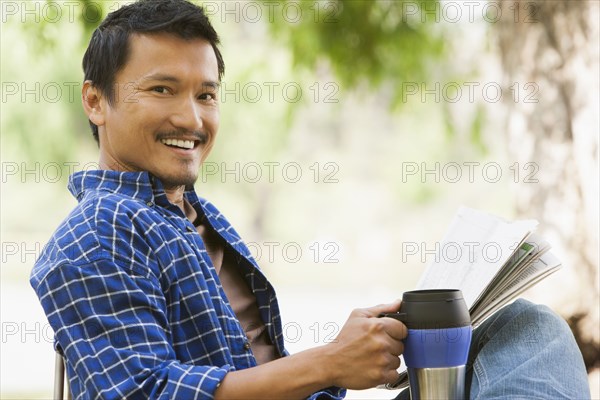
[
  {"x1": 198, "y1": 93, "x2": 217, "y2": 102},
  {"x1": 151, "y1": 86, "x2": 170, "y2": 94}
]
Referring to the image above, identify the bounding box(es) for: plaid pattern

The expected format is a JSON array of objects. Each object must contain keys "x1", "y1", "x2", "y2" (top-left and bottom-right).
[{"x1": 31, "y1": 170, "x2": 344, "y2": 400}]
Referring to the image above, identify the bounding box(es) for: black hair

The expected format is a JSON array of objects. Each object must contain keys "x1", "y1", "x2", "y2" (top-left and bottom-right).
[{"x1": 82, "y1": 0, "x2": 225, "y2": 143}]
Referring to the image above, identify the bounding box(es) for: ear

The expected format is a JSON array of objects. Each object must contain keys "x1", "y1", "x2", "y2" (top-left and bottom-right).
[{"x1": 82, "y1": 80, "x2": 106, "y2": 127}]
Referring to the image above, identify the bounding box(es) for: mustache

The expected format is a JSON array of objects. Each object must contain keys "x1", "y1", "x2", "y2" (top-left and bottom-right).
[{"x1": 157, "y1": 129, "x2": 208, "y2": 143}]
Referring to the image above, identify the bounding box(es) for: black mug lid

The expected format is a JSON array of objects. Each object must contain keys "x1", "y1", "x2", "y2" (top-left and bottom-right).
[
  {"x1": 402, "y1": 289, "x2": 464, "y2": 302},
  {"x1": 380, "y1": 289, "x2": 471, "y2": 329}
]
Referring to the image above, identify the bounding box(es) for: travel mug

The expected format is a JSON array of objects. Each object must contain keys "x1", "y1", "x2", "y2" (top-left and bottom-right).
[{"x1": 381, "y1": 289, "x2": 472, "y2": 400}]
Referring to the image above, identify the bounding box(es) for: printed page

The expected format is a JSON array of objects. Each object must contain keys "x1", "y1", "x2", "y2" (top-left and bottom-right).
[
  {"x1": 471, "y1": 250, "x2": 561, "y2": 326},
  {"x1": 416, "y1": 206, "x2": 538, "y2": 308},
  {"x1": 471, "y1": 240, "x2": 540, "y2": 312},
  {"x1": 475, "y1": 234, "x2": 551, "y2": 308}
]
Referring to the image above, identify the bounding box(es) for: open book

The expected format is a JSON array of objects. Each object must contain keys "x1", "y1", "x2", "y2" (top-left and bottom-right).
[{"x1": 383, "y1": 206, "x2": 562, "y2": 390}]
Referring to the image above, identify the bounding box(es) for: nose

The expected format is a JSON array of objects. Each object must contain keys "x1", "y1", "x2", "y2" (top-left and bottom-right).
[{"x1": 171, "y1": 96, "x2": 203, "y2": 133}]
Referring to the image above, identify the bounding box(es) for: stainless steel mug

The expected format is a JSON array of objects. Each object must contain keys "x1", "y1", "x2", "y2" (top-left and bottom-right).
[{"x1": 381, "y1": 289, "x2": 472, "y2": 400}]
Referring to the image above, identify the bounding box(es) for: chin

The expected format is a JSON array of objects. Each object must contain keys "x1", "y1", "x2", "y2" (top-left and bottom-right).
[{"x1": 157, "y1": 171, "x2": 198, "y2": 188}]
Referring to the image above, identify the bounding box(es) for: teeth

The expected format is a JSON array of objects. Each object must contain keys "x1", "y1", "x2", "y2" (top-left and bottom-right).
[{"x1": 161, "y1": 139, "x2": 195, "y2": 149}]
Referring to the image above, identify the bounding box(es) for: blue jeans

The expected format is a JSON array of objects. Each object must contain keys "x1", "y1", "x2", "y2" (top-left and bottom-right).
[{"x1": 394, "y1": 299, "x2": 590, "y2": 399}]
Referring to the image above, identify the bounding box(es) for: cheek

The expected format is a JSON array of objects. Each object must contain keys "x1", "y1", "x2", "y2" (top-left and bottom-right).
[
  {"x1": 111, "y1": 105, "x2": 163, "y2": 139},
  {"x1": 206, "y1": 108, "x2": 220, "y2": 132}
]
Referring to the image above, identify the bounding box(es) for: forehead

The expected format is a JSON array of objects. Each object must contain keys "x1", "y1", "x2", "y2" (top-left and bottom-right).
[{"x1": 120, "y1": 33, "x2": 219, "y2": 82}]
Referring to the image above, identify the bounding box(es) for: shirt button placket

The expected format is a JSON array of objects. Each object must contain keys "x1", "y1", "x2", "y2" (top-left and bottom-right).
[{"x1": 185, "y1": 225, "x2": 197, "y2": 249}]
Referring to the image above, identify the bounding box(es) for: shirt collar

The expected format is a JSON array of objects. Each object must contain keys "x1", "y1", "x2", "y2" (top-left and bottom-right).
[{"x1": 68, "y1": 170, "x2": 199, "y2": 211}]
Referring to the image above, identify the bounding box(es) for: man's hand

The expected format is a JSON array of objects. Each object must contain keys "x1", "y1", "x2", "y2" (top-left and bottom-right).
[
  {"x1": 322, "y1": 301, "x2": 407, "y2": 390},
  {"x1": 214, "y1": 300, "x2": 407, "y2": 399}
]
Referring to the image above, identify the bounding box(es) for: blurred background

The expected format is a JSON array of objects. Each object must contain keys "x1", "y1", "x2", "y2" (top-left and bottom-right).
[{"x1": 1, "y1": 0, "x2": 598, "y2": 398}]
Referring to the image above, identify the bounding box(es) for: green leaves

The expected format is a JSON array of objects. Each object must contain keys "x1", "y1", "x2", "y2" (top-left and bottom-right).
[{"x1": 265, "y1": 0, "x2": 445, "y2": 105}]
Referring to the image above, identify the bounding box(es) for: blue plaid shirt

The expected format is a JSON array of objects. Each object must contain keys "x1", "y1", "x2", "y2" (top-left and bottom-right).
[{"x1": 31, "y1": 170, "x2": 345, "y2": 400}]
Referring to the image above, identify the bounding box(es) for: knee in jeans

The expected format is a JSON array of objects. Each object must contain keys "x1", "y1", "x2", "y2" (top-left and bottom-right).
[{"x1": 505, "y1": 299, "x2": 572, "y2": 341}]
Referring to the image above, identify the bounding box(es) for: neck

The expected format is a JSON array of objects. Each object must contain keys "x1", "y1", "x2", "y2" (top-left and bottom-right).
[{"x1": 164, "y1": 185, "x2": 197, "y2": 223}]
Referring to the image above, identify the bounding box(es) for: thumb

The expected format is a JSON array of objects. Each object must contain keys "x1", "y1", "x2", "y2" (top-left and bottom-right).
[{"x1": 362, "y1": 300, "x2": 402, "y2": 317}]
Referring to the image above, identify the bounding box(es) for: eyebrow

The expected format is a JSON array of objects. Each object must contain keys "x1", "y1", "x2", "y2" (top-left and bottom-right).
[{"x1": 141, "y1": 73, "x2": 220, "y2": 89}]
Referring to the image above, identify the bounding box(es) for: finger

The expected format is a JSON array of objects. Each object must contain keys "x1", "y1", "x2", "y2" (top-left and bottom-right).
[
  {"x1": 388, "y1": 339, "x2": 405, "y2": 356},
  {"x1": 382, "y1": 366, "x2": 402, "y2": 386},
  {"x1": 379, "y1": 318, "x2": 407, "y2": 341},
  {"x1": 376, "y1": 333, "x2": 404, "y2": 357},
  {"x1": 388, "y1": 354, "x2": 401, "y2": 371},
  {"x1": 362, "y1": 300, "x2": 402, "y2": 317}
]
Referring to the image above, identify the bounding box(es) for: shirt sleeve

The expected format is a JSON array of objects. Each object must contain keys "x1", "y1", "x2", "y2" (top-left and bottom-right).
[
  {"x1": 34, "y1": 258, "x2": 229, "y2": 400},
  {"x1": 307, "y1": 387, "x2": 347, "y2": 400}
]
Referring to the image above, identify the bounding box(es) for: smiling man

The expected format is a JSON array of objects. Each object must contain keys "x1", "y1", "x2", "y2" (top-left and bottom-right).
[
  {"x1": 31, "y1": 0, "x2": 591, "y2": 399},
  {"x1": 30, "y1": 1, "x2": 407, "y2": 399}
]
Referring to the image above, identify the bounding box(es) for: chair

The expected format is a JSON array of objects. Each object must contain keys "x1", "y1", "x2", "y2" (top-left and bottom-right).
[{"x1": 54, "y1": 351, "x2": 72, "y2": 400}]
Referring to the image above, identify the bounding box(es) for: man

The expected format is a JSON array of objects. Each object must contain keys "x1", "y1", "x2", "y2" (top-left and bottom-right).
[{"x1": 31, "y1": 0, "x2": 590, "y2": 399}]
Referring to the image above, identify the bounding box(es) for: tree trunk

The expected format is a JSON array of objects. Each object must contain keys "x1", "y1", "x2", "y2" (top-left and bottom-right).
[{"x1": 496, "y1": 0, "x2": 599, "y2": 371}]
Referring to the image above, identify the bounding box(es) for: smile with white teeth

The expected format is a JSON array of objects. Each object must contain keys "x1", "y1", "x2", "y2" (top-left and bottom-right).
[{"x1": 160, "y1": 138, "x2": 195, "y2": 150}]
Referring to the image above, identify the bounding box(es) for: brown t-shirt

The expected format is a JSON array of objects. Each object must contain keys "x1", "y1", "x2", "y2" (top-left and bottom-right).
[{"x1": 195, "y1": 217, "x2": 278, "y2": 365}]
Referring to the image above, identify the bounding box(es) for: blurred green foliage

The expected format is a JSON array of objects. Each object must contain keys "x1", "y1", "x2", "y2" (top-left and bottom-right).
[{"x1": 267, "y1": 0, "x2": 445, "y2": 106}]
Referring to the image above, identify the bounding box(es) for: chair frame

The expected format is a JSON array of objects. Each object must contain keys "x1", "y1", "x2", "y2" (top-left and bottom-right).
[{"x1": 54, "y1": 352, "x2": 72, "y2": 400}]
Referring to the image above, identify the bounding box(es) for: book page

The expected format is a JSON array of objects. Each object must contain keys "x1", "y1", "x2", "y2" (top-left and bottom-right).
[{"x1": 416, "y1": 206, "x2": 538, "y2": 308}]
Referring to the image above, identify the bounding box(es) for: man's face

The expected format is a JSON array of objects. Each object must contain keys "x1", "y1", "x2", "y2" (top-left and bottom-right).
[{"x1": 94, "y1": 33, "x2": 220, "y2": 188}]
